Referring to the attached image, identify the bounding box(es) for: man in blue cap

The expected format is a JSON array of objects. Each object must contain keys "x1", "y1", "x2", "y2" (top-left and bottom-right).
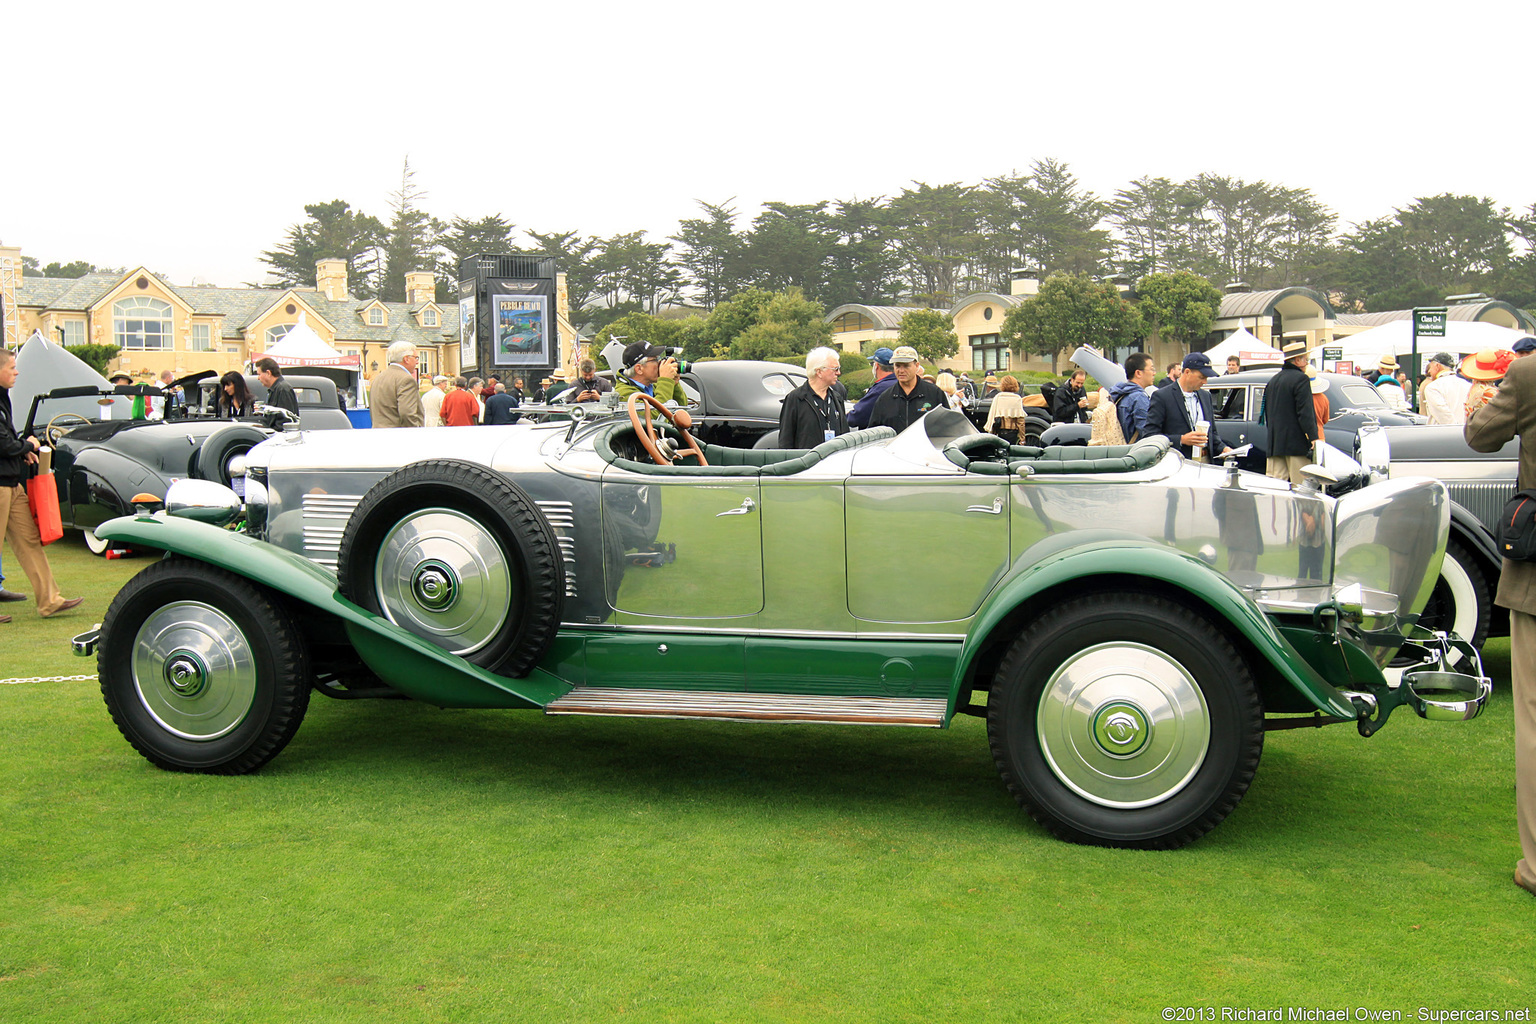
[
  {"x1": 848, "y1": 346, "x2": 897, "y2": 429},
  {"x1": 1146, "y1": 352, "x2": 1229, "y2": 461}
]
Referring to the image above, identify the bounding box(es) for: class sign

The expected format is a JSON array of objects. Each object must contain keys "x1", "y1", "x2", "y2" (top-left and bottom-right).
[{"x1": 1414, "y1": 308, "x2": 1448, "y2": 337}]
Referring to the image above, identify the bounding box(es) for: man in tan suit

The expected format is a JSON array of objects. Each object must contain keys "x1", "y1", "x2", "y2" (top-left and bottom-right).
[
  {"x1": 369, "y1": 341, "x2": 423, "y2": 428},
  {"x1": 1465, "y1": 353, "x2": 1536, "y2": 898}
]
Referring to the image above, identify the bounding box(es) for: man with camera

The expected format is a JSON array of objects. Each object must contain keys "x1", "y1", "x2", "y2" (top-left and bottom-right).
[{"x1": 615, "y1": 342, "x2": 689, "y2": 406}]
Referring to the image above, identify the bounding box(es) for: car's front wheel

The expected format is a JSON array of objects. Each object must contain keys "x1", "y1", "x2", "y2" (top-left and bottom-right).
[
  {"x1": 99, "y1": 560, "x2": 311, "y2": 774},
  {"x1": 987, "y1": 593, "x2": 1263, "y2": 849}
]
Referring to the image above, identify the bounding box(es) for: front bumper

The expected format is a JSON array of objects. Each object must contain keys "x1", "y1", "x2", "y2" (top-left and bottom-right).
[{"x1": 1341, "y1": 628, "x2": 1491, "y2": 736}]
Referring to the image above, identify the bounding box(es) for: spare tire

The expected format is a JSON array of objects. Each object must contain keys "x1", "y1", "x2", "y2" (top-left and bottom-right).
[
  {"x1": 195, "y1": 424, "x2": 271, "y2": 491},
  {"x1": 336, "y1": 459, "x2": 564, "y2": 678}
]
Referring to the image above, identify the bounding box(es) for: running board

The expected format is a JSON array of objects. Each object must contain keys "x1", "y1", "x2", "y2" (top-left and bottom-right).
[{"x1": 545, "y1": 688, "x2": 948, "y2": 727}]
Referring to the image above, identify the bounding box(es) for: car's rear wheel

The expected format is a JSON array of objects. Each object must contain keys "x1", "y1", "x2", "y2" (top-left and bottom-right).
[
  {"x1": 987, "y1": 593, "x2": 1263, "y2": 849},
  {"x1": 336, "y1": 460, "x2": 564, "y2": 678},
  {"x1": 99, "y1": 559, "x2": 311, "y2": 774}
]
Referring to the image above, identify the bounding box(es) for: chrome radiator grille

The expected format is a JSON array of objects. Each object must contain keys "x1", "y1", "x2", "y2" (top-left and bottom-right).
[
  {"x1": 1445, "y1": 482, "x2": 1509, "y2": 536},
  {"x1": 301, "y1": 494, "x2": 364, "y2": 570}
]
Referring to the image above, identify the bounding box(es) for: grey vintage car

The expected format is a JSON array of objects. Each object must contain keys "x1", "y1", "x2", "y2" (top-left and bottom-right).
[{"x1": 77, "y1": 400, "x2": 1488, "y2": 850}]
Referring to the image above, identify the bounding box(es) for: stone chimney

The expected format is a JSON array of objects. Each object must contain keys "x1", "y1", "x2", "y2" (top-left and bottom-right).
[
  {"x1": 1009, "y1": 268, "x2": 1041, "y2": 297},
  {"x1": 1224, "y1": 281, "x2": 1252, "y2": 294},
  {"x1": 316, "y1": 258, "x2": 348, "y2": 302},
  {"x1": 404, "y1": 271, "x2": 436, "y2": 305}
]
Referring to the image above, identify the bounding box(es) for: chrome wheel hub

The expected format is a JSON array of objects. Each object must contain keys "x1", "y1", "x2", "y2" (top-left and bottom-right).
[
  {"x1": 1037, "y1": 642, "x2": 1210, "y2": 809},
  {"x1": 132, "y1": 601, "x2": 256, "y2": 741},
  {"x1": 376, "y1": 509, "x2": 511, "y2": 655}
]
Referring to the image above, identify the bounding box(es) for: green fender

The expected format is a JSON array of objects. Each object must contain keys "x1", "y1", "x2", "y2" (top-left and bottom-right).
[
  {"x1": 953, "y1": 538, "x2": 1358, "y2": 719},
  {"x1": 95, "y1": 515, "x2": 571, "y2": 709}
]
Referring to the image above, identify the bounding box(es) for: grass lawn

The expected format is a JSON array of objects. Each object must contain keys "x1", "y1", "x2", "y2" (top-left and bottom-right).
[{"x1": 2, "y1": 537, "x2": 1532, "y2": 1021}]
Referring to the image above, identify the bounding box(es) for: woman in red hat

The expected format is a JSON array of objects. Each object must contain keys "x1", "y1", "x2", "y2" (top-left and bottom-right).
[{"x1": 1461, "y1": 349, "x2": 1514, "y2": 419}]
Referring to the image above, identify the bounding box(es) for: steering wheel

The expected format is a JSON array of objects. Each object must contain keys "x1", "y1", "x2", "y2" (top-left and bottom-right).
[
  {"x1": 626, "y1": 392, "x2": 707, "y2": 467},
  {"x1": 44, "y1": 412, "x2": 92, "y2": 446}
]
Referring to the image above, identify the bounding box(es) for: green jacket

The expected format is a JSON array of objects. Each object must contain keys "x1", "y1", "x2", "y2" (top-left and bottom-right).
[{"x1": 613, "y1": 375, "x2": 689, "y2": 406}]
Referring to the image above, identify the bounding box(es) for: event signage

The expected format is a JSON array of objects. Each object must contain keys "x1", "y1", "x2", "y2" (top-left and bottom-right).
[
  {"x1": 1413, "y1": 308, "x2": 1447, "y2": 338},
  {"x1": 1322, "y1": 346, "x2": 1342, "y2": 361}
]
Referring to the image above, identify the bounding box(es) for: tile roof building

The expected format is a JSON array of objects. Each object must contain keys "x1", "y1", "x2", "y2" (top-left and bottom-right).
[{"x1": 1, "y1": 246, "x2": 461, "y2": 383}]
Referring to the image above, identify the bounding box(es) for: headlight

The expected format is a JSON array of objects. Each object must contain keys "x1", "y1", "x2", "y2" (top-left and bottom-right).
[
  {"x1": 1355, "y1": 422, "x2": 1390, "y2": 481},
  {"x1": 242, "y1": 476, "x2": 268, "y2": 537},
  {"x1": 164, "y1": 479, "x2": 242, "y2": 526}
]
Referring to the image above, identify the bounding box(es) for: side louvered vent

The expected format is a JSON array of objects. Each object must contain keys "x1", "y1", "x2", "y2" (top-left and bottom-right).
[
  {"x1": 537, "y1": 499, "x2": 579, "y2": 599},
  {"x1": 301, "y1": 494, "x2": 364, "y2": 570}
]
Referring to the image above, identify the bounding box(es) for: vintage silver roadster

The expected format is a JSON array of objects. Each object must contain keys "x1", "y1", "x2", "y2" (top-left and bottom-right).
[{"x1": 75, "y1": 398, "x2": 1489, "y2": 849}]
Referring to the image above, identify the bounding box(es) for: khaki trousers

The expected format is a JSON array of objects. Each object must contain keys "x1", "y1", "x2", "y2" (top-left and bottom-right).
[
  {"x1": 1266, "y1": 454, "x2": 1310, "y2": 486},
  {"x1": 0, "y1": 483, "x2": 65, "y2": 615},
  {"x1": 1511, "y1": 611, "x2": 1536, "y2": 892}
]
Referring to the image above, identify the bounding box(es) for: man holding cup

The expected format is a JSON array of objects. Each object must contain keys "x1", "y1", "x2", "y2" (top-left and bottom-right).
[{"x1": 1146, "y1": 352, "x2": 1229, "y2": 463}]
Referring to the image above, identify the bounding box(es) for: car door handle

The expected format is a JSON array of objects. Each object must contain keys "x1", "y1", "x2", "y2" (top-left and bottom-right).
[
  {"x1": 715, "y1": 497, "x2": 756, "y2": 517},
  {"x1": 966, "y1": 497, "x2": 1004, "y2": 515}
]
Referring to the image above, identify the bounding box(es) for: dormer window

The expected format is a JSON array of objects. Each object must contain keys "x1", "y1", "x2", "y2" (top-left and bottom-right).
[
  {"x1": 368, "y1": 307, "x2": 384, "y2": 326},
  {"x1": 422, "y1": 308, "x2": 438, "y2": 327}
]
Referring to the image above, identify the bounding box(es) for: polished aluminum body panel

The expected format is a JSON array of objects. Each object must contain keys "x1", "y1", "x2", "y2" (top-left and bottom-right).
[{"x1": 243, "y1": 413, "x2": 1448, "y2": 653}]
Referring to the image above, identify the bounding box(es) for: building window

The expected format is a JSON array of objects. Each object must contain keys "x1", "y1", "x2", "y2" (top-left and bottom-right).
[
  {"x1": 113, "y1": 296, "x2": 173, "y2": 350},
  {"x1": 970, "y1": 333, "x2": 1010, "y2": 373},
  {"x1": 833, "y1": 312, "x2": 873, "y2": 333},
  {"x1": 62, "y1": 320, "x2": 85, "y2": 346},
  {"x1": 422, "y1": 308, "x2": 438, "y2": 327},
  {"x1": 368, "y1": 306, "x2": 384, "y2": 325},
  {"x1": 265, "y1": 324, "x2": 293, "y2": 347},
  {"x1": 191, "y1": 324, "x2": 213, "y2": 352}
]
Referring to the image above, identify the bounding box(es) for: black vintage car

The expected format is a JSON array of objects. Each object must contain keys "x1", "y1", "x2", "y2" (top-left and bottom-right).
[
  {"x1": 549, "y1": 359, "x2": 809, "y2": 449},
  {"x1": 27, "y1": 373, "x2": 351, "y2": 554}
]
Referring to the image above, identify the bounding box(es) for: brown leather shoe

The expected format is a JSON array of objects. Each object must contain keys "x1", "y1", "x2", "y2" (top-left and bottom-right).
[
  {"x1": 41, "y1": 597, "x2": 84, "y2": 618},
  {"x1": 1519, "y1": 872, "x2": 1536, "y2": 898},
  {"x1": 0, "y1": 588, "x2": 25, "y2": 602},
  {"x1": 0, "y1": 614, "x2": 11, "y2": 623}
]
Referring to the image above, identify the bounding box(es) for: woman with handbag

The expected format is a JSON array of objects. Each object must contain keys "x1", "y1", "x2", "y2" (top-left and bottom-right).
[{"x1": 0, "y1": 348, "x2": 83, "y2": 622}]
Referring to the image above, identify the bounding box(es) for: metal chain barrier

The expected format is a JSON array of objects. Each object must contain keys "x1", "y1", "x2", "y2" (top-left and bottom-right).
[{"x1": 1, "y1": 674, "x2": 97, "y2": 685}]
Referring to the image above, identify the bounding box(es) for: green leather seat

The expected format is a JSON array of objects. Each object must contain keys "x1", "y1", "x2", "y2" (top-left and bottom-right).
[{"x1": 594, "y1": 425, "x2": 897, "y2": 477}]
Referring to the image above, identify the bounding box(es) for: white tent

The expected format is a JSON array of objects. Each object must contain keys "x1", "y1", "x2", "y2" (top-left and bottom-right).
[
  {"x1": 251, "y1": 313, "x2": 363, "y2": 408},
  {"x1": 1203, "y1": 328, "x2": 1284, "y2": 368},
  {"x1": 1336, "y1": 319, "x2": 1531, "y2": 365},
  {"x1": 253, "y1": 313, "x2": 359, "y2": 369}
]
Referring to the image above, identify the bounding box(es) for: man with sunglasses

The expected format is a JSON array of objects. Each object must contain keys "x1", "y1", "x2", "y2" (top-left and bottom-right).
[{"x1": 778, "y1": 347, "x2": 849, "y2": 449}]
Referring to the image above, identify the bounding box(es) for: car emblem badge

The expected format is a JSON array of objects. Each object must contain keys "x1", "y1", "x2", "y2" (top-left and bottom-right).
[{"x1": 1092, "y1": 701, "x2": 1150, "y2": 758}]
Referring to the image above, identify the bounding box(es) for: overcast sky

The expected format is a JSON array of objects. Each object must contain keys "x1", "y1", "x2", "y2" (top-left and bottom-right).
[{"x1": 5, "y1": 0, "x2": 1530, "y2": 289}]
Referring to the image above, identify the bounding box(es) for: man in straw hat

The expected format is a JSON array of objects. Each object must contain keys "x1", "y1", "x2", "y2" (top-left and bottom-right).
[
  {"x1": 1464, "y1": 348, "x2": 1536, "y2": 899},
  {"x1": 1262, "y1": 339, "x2": 1318, "y2": 485},
  {"x1": 1374, "y1": 356, "x2": 1409, "y2": 411}
]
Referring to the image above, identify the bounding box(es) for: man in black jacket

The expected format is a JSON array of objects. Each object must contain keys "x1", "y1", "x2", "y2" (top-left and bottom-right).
[
  {"x1": 778, "y1": 347, "x2": 849, "y2": 449},
  {"x1": 868, "y1": 346, "x2": 949, "y2": 433},
  {"x1": 0, "y1": 348, "x2": 82, "y2": 623},
  {"x1": 1262, "y1": 340, "x2": 1317, "y2": 485},
  {"x1": 254, "y1": 358, "x2": 300, "y2": 418},
  {"x1": 1146, "y1": 352, "x2": 1229, "y2": 462}
]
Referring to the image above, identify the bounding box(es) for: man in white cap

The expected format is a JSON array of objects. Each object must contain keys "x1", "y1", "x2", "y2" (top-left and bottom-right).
[
  {"x1": 422, "y1": 374, "x2": 450, "y2": 427},
  {"x1": 867, "y1": 347, "x2": 948, "y2": 432},
  {"x1": 1422, "y1": 352, "x2": 1471, "y2": 425}
]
